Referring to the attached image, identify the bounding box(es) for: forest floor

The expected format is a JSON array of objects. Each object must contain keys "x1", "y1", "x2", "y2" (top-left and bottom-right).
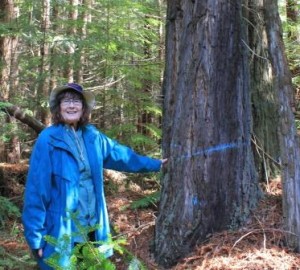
[{"x1": 1, "y1": 163, "x2": 300, "y2": 269}]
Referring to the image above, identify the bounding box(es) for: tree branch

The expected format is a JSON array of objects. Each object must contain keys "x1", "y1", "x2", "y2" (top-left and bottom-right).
[{"x1": 1, "y1": 103, "x2": 45, "y2": 133}]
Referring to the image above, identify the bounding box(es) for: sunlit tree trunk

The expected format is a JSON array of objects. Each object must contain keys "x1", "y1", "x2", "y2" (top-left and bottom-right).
[
  {"x1": 0, "y1": 0, "x2": 20, "y2": 163},
  {"x1": 37, "y1": 0, "x2": 51, "y2": 125},
  {"x1": 96, "y1": 1, "x2": 110, "y2": 130},
  {"x1": 75, "y1": 0, "x2": 91, "y2": 83},
  {"x1": 65, "y1": 0, "x2": 78, "y2": 81},
  {"x1": 49, "y1": 3, "x2": 59, "y2": 91},
  {"x1": 154, "y1": 1, "x2": 260, "y2": 267},
  {"x1": 157, "y1": 0, "x2": 165, "y2": 133},
  {"x1": 0, "y1": 0, "x2": 18, "y2": 101},
  {"x1": 265, "y1": 0, "x2": 300, "y2": 251}
]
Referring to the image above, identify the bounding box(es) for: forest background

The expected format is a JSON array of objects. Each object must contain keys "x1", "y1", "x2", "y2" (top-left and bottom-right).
[{"x1": 1, "y1": 0, "x2": 300, "y2": 269}]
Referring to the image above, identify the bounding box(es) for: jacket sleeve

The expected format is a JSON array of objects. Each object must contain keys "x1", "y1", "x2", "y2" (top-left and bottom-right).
[
  {"x1": 22, "y1": 132, "x2": 52, "y2": 249},
  {"x1": 100, "y1": 133, "x2": 162, "y2": 173}
]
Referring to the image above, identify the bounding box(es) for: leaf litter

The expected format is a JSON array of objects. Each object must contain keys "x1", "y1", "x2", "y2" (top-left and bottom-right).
[
  {"x1": 108, "y1": 177, "x2": 300, "y2": 270},
  {"x1": 1, "y1": 164, "x2": 300, "y2": 270}
]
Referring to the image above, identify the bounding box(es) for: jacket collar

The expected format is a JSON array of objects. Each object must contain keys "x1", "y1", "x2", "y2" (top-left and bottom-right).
[{"x1": 49, "y1": 124, "x2": 97, "y2": 149}]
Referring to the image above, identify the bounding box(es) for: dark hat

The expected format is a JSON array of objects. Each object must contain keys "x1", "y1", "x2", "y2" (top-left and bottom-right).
[{"x1": 49, "y1": 83, "x2": 95, "y2": 111}]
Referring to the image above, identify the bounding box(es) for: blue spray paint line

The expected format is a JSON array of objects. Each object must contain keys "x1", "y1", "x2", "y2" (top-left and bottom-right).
[
  {"x1": 174, "y1": 141, "x2": 249, "y2": 161},
  {"x1": 192, "y1": 196, "x2": 199, "y2": 206},
  {"x1": 175, "y1": 141, "x2": 250, "y2": 208},
  {"x1": 192, "y1": 196, "x2": 207, "y2": 208}
]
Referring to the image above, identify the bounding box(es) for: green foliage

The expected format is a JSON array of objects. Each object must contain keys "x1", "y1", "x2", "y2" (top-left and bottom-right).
[
  {"x1": 0, "y1": 245, "x2": 37, "y2": 270},
  {"x1": 45, "y1": 241, "x2": 117, "y2": 270},
  {"x1": 129, "y1": 191, "x2": 160, "y2": 210},
  {"x1": 106, "y1": 123, "x2": 160, "y2": 154},
  {"x1": 280, "y1": 4, "x2": 300, "y2": 109},
  {"x1": 2, "y1": 0, "x2": 166, "y2": 162},
  {"x1": 0, "y1": 197, "x2": 33, "y2": 269},
  {"x1": 0, "y1": 196, "x2": 21, "y2": 228},
  {"x1": 43, "y1": 211, "x2": 148, "y2": 269},
  {"x1": 128, "y1": 258, "x2": 147, "y2": 270},
  {"x1": 70, "y1": 240, "x2": 116, "y2": 270},
  {"x1": 295, "y1": 119, "x2": 300, "y2": 130},
  {"x1": 130, "y1": 133, "x2": 159, "y2": 150},
  {"x1": 0, "y1": 101, "x2": 12, "y2": 108},
  {"x1": 0, "y1": 102, "x2": 32, "y2": 151},
  {"x1": 44, "y1": 230, "x2": 147, "y2": 270}
]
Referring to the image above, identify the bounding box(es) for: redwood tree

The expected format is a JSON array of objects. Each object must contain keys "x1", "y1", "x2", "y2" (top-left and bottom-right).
[{"x1": 154, "y1": 1, "x2": 260, "y2": 266}]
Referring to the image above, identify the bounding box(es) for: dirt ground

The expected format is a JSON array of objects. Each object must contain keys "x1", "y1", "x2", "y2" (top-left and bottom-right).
[
  {"x1": 1, "y1": 164, "x2": 300, "y2": 269},
  {"x1": 107, "y1": 177, "x2": 300, "y2": 270}
]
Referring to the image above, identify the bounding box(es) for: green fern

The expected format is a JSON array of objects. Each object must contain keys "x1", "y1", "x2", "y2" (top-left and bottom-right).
[
  {"x1": 0, "y1": 101, "x2": 12, "y2": 108},
  {"x1": 129, "y1": 191, "x2": 160, "y2": 210},
  {"x1": 128, "y1": 257, "x2": 147, "y2": 270},
  {"x1": 0, "y1": 196, "x2": 21, "y2": 228}
]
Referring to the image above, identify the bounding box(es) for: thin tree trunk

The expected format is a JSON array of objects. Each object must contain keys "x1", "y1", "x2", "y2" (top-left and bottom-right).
[
  {"x1": 264, "y1": 0, "x2": 300, "y2": 251},
  {"x1": 37, "y1": 0, "x2": 51, "y2": 125},
  {"x1": 65, "y1": 0, "x2": 79, "y2": 81},
  {"x1": 49, "y1": 3, "x2": 59, "y2": 92},
  {"x1": 75, "y1": 0, "x2": 91, "y2": 83},
  {"x1": 249, "y1": 0, "x2": 281, "y2": 183}
]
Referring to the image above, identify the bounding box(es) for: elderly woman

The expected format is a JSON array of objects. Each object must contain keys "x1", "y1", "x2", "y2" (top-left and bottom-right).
[{"x1": 22, "y1": 83, "x2": 167, "y2": 269}]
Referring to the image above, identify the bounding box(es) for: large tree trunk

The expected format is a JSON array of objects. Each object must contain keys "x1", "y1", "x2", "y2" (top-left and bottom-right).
[
  {"x1": 264, "y1": 0, "x2": 300, "y2": 251},
  {"x1": 154, "y1": 1, "x2": 260, "y2": 267}
]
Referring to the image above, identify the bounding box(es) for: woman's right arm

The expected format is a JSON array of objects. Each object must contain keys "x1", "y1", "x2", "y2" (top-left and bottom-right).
[{"x1": 22, "y1": 132, "x2": 53, "y2": 251}]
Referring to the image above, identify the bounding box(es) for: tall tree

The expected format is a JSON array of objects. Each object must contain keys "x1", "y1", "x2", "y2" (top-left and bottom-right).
[
  {"x1": 1, "y1": 0, "x2": 165, "y2": 162},
  {"x1": 0, "y1": 0, "x2": 18, "y2": 101},
  {"x1": 249, "y1": 0, "x2": 281, "y2": 184},
  {"x1": 265, "y1": 0, "x2": 300, "y2": 251},
  {"x1": 154, "y1": 1, "x2": 260, "y2": 267},
  {"x1": 75, "y1": 0, "x2": 92, "y2": 83},
  {"x1": 37, "y1": 0, "x2": 51, "y2": 125},
  {"x1": 0, "y1": 0, "x2": 20, "y2": 163}
]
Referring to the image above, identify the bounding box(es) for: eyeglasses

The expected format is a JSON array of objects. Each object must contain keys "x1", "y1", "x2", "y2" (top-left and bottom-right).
[{"x1": 61, "y1": 99, "x2": 83, "y2": 106}]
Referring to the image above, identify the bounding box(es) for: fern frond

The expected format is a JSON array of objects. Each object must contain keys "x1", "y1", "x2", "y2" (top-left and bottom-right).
[{"x1": 129, "y1": 191, "x2": 160, "y2": 210}]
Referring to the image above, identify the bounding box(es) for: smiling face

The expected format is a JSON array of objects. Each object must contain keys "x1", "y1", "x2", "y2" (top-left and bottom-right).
[{"x1": 59, "y1": 91, "x2": 83, "y2": 128}]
